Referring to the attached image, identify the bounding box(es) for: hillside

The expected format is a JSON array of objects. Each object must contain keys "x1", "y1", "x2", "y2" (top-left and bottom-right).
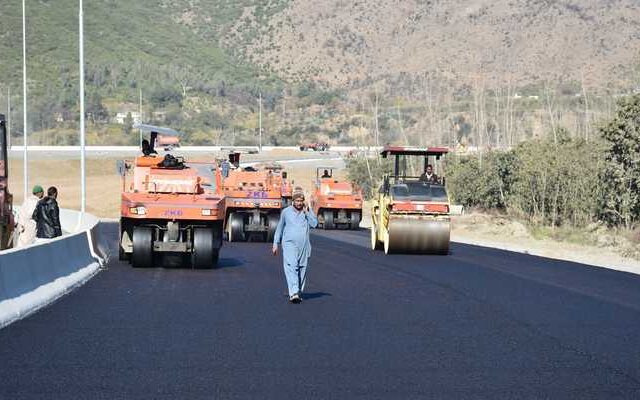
[
  {"x1": 235, "y1": 0, "x2": 640, "y2": 89},
  {"x1": 0, "y1": 1, "x2": 639, "y2": 147},
  {"x1": 0, "y1": 0, "x2": 272, "y2": 90}
]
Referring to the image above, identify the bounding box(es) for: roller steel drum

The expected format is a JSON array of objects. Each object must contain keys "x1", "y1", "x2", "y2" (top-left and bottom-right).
[{"x1": 385, "y1": 215, "x2": 450, "y2": 254}]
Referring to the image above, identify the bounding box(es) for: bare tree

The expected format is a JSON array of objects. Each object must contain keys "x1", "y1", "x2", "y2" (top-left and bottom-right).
[
  {"x1": 544, "y1": 82, "x2": 559, "y2": 143},
  {"x1": 581, "y1": 68, "x2": 591, "y2": 141}
]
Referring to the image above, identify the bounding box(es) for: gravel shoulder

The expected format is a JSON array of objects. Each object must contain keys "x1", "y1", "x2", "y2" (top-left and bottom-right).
[{"x1": 450, "y1": 213, "x2": 640, "y2": 276}]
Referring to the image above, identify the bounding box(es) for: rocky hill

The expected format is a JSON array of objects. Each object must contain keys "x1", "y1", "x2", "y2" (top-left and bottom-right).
[{"x1": 226, "y1": 0, "x2": 640, "y2": 89}]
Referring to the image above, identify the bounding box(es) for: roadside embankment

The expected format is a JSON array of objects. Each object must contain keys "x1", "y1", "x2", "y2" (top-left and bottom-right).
[{"x1": 451, "y1": 213, "x2": 640, "y2": 276}]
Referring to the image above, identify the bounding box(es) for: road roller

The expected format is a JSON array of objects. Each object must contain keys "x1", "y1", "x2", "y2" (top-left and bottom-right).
[
  {"x1": 118, "y1": 124, "x2": 225, "y2": 268},
  {"x1": 222, "y1": 153, "x2": 284, "y2": 242},
  {"x1": 310, "y1": 167, "x2": 363, "y2": 230},
  {"x1": 261, "y1": 162, "x2": 293, "y2": 207},
  {"x1": 370, "y1": 146, "x2": 451, "y2": 254}
]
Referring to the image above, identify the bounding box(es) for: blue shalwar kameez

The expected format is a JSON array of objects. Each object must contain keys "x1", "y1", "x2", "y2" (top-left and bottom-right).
[{"x1": 273, "y1": 206, "x2": 318, "y2": 296}]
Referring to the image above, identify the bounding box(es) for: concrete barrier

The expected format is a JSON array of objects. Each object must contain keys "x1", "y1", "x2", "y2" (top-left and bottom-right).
[{"x1": 0, "y1": 209, "x2": 108, "y2": 329}]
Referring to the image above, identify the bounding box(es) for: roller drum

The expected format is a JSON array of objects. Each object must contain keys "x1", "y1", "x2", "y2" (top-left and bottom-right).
[{"x1": 385, "y1": 215, "x2": 450, "y2": 254}]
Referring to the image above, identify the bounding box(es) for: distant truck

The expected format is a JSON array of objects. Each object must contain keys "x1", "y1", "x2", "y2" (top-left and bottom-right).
[
  {"x1": 156, "y1": 134, "x2": 180, "y2": 151},
  {"x1": 299, "y1": 142, "x2": 329, "y2": 152},
  {"x1": 0, "y1": 114, "x2": 14, "y2": 250}
]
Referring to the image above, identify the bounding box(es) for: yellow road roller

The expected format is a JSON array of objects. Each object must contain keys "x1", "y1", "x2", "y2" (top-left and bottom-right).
[{"x1": 370, "y1": 146, "x2": 451, "y2": 255}]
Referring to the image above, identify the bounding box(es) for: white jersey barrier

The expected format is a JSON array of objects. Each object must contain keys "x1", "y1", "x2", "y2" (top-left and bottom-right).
[{"x1": 0, "y1": 209, "x2": 108, "y2": 329}]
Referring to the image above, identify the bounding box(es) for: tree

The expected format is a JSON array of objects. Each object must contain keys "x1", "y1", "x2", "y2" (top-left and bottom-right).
[
  {"x1": 86, "y1": 92, "x2": 108, "y2": 123},
  {"x1": 599, "y1": 94, "x2": 640, "y2": 228},
  {"x1": 123, "y1": 112, "x2": 133, "y2": 136}
]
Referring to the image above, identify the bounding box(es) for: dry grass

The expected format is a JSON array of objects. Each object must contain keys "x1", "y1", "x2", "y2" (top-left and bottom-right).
[{"x1": 9, "y1": 157, "x2": 123, "y2": 218}]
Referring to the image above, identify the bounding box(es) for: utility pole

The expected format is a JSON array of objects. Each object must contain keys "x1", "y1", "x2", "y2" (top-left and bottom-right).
[
  {"x1": 22, "y1": 0, "x2": 28, "y2": 200},
  {"x1": 139, "y1": 88, "x2": 143, "y2": 147},
  {"x1": 79, "y1": 0, "x2": 86, "y2": 213},
  {"x1": 6, "y1": 87, "x2": 10, "y2": 148},
  {"x1": 258, "y1": 92, "x2": 262, "y2": 152}
]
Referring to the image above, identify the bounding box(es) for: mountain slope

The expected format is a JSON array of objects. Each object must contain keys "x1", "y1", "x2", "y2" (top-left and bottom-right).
[
  {"x1": 234, "y1": 0, "x2": 640, "y2": 88},
  {"x1": 0, "y1": 0, "x2": 276, "y2": 96}
]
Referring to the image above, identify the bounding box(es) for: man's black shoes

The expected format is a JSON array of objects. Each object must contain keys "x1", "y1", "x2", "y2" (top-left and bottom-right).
[{"x1": 289, "y1": 293, "x2": 302, "y2": 304}]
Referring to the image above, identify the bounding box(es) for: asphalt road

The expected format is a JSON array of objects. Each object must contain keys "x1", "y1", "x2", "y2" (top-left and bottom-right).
[{"x1": 1, "y1": 223, "x2": 640, "y2": 399}]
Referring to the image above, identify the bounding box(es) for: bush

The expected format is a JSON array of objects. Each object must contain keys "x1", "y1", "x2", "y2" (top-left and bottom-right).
[
  {"x1": 427, "y1": 135, "x2": 601, "y2": 227},
  {"x1": 509, "y1": 137, "x2": 602, "y2": 226},
  {"x1": 446, "y1": 151, "x2": 516, "y2": 210},
  {"x1": 345, "y1": 156, "x2": 392, "y2": 199}
]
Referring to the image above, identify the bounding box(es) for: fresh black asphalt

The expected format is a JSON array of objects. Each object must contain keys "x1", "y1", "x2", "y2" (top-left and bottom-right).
[{"x1": 1, "y1": 222, "x2": 640, "y2": 399}]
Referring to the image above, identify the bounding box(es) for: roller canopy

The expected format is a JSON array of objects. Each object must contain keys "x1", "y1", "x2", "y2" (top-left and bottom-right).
[
  {"x1": 381, "y1": 146, "x2": 449, "y2": 157},
  {"x1": 133, "y1": 124, "x2": 183, "y2": 137}
]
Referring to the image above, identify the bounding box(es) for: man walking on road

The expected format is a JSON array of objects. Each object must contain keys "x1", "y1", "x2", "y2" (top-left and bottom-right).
[
  {"x1": 15, "y1": 185, "x2": 44, "y2": 247},
  {"x1": 272, "y1": 190, "x2": 318, "y2": 303}
]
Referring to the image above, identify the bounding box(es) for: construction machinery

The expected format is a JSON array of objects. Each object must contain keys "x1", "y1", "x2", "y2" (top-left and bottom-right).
[
  {"x1": 222, "y1": 153, "x2": 283, "y2": 242},
  {"x1": 262, "y1": 162, "x2": 293, "y2": 207},
  {"x1": 299, "y1": 142, "x2": 329, "y2": 152},
  {"x1": 310, "y1": 167, "x2": 362, "y2": 230},
  {"x1": 118, "y1": 124, "x2": 225, "y2": 268},
  {"x1": 370, "y1": 146, "x2": 450, "y2": 255},
  {"x1": 0, "y1": 114, "x2": 14, "y2": 250}
]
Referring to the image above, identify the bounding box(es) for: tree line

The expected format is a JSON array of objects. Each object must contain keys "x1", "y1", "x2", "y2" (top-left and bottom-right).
[{"x1": 347, "y1": 94, "x2": 640, "y2": 232}]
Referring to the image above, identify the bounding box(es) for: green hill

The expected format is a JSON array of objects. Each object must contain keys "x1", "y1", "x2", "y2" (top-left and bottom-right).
[
  {"x1": 1, "y1": 0, "x2": 278, "y2": 92},
  {"x1": 0, "y1": 0, "x2": 299, "y2": 145}
]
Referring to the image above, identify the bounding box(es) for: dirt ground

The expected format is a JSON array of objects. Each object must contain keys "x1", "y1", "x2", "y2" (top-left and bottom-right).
[
  {"x1": 9, "y1": 157, "x2": 123, "y2": 217},
  {"x1": 8, "y1": 152, "x2": 639, "y2": 275}
]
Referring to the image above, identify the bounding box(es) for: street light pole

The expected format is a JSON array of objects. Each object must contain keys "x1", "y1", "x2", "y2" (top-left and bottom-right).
[
  {"x1": 258, "y1": 92, "x2": 262, "y2": 152},
  {"x1": 139, "y1": 88, "x2": 142, "y2": 147},
  {"x1": 6, "y1": 87, "x2": 10, "y2": 148},
  {"x1": 22, "y1": 0, "x2": 28, "y2": 200},
  {"x1": 79, "y1": 0, "x2": 86, "y2": 213}
]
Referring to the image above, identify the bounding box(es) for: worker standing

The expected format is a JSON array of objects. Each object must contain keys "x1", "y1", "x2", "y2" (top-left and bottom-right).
[
  {"x1": 220, "y1": 158, "x2": 231, "y2": 178},
  {"x1": 32, "y1": 186, "x2": 62, "y2": 241},
  {"x1": 272, "y1": 190, "x2": 318, "y2": 303},
  {"x1": 15, "y1": 185, "x2": 45, "y2": 247}
]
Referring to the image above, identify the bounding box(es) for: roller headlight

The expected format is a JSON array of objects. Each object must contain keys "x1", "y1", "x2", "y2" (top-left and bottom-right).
[{"x1": 129, "y1": 206, "x2": 147, "y2": 215}]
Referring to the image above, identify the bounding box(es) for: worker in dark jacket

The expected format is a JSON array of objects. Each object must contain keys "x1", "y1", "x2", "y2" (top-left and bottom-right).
[
  {"x1": 32, "y1": 186, "x2": 62, "y2": 239},
  {"x1": 419, "y1": 164, "x2": 439, "y2": 184}
]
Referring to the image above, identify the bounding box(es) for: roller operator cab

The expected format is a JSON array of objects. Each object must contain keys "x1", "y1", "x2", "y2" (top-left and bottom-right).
[
  {"x1": 0, "y1": 114, "x2": 14, "y2": 250},
  {"x1": 222, "y1": 153, "x2": 283, "y2": 242},
  {"x1": 118, "y1": 124, "x2": 225, "y2": 268},
  {"x1": 370, "y1": 146, "x2": 451, "y2": 255},
  {"x1": 310, "y1": 167, "x2": 363, "y2": 230}
]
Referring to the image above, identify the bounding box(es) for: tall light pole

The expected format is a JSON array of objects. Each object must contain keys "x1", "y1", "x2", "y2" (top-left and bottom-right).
[
  {"x1": 22, "y1": 0, "x2": 28, "y2": 200},
  {"x1": 79, "y1": 0, "x2": 86, "y2": 213},
  {"x1": 258, "y1": 92, "x2": 262, "y2": 152},
  {"x1": 139, "y1": 88, "x2": 142, "y2": 147},
  {"x1": 6, "y1": 87, "x2": 10, "y2": 148}
]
